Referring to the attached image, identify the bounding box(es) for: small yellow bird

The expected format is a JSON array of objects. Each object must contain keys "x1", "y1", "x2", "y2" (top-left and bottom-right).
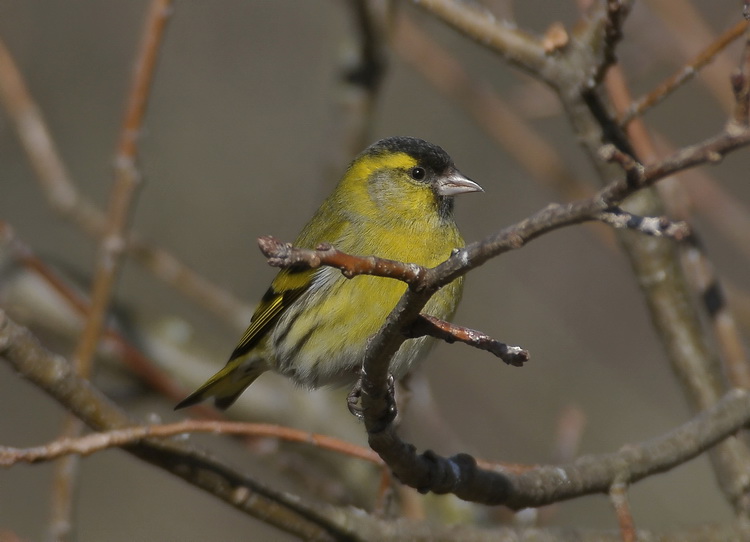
[{"x1": 176, "y1": 136, "x2": 482, "y2": 410}]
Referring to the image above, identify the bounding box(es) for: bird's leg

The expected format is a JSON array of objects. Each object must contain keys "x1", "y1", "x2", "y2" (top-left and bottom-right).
[
  {"x1": 347, "y1": 379, "x2": 364, "y2": 418},
  {"x1": 347, "y1": 373, "x2": 398, "y2": 427}
]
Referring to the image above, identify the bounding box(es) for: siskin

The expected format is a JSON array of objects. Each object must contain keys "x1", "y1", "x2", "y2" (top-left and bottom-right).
[{"x1": 176, "y1": 136, "x2": 482, "y2": 410}]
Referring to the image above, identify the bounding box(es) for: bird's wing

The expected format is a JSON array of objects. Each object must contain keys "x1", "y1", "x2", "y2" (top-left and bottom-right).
[{"x1": 227, "y1": 267, "x2": 314, "y2": 361}]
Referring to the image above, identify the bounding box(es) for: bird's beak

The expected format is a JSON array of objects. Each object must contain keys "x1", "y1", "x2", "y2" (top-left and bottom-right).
[{"x1": 436, "y1": 170, "x2": 484, "y2": 196}]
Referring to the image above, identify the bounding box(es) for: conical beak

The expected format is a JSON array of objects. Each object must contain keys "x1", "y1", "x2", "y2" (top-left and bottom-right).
[{"x1": 436, "y1": 170, "x2": 484, "y2": 196}]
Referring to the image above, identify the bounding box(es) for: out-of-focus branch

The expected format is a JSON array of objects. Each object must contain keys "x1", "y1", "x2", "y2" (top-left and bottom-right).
[
  {"x1": 74, "y1": 0, "x2": 172, "y2": 374},
  {"x1": 0, "y1": 31, "x2": 250, "y2": 331},
  {"x1": 620, "y1": 19, "x2": 749, "y2": 125},
  {"x1": 393, "y1": 14, "x2": 594, "y2": 203},
  {"x1": 412, "y1": 0, "x2": 550, "y2": 81},
  {"x1": 1, "y1": 420, "x2": 381, "y2": 467},
  {"x1": 646, "y1": 0, "x2": 741, "y2": 113},
  {"x1": 325, "y1": 0, "x2": 391, "y2": 178},
  {"x1": 610, "y1": 482, "x2": 636, "y2": 542},
  {"x1": 0, "y1": 220, "x2": 211, "y2": 411},
  {"x1": 598, "y1": 8, "x2": 750, "y2": 517}
]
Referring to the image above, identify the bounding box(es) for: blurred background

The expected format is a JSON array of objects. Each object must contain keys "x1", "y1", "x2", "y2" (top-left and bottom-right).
[{"x1": 1, "y1": 1, "x2": 748, "y2": 540}]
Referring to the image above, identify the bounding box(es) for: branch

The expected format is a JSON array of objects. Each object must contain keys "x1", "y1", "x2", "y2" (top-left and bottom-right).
[
  {"x1": 620, "y1": 20, "x2": 749, "y2": 125},
  {"x1": 367, "y1": 388, "x2": 750, "y2": 507},
  {"x1": 412, "y1": 0, "x2": 550, "y2": 81},
  {"x1": 1, "y1": 420, "x2": 381, "y2": 467},
  {"x1": 73, "y1": 0, "x2": 172, "y2": 374},
  {"x1": 407, "y1": 314, "x2": 529, "y2": 367},
  {"x1": 258, "y1": 236, "x2": 427, "y2": 285},
  {"x1": 595, "y1": 207, "x2": 690, "y2": 239}
]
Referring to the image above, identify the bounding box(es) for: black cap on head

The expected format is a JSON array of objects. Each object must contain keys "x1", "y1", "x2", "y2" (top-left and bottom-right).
[{"x1": 365, "y1": 136, "x2": 454, "y2": 173}]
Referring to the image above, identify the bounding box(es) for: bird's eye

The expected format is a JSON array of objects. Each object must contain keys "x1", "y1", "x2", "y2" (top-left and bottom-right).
[{"x1": 410, "y1": 166, "x2": 426, "y2": 180}]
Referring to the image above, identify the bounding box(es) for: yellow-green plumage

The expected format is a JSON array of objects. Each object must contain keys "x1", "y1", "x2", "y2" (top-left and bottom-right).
[{"x1": 176, "y1": 137, "x2": 482, "y2": 410}]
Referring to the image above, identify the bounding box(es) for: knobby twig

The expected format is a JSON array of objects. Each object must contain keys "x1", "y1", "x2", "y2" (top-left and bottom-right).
[{"x1": 258, "y1": 236, "x2": 427, "y2": 285}]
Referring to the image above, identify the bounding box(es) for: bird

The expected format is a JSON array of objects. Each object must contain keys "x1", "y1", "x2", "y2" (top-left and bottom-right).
[{"x1": 175, "y1": 136, "x2": 482, "y2": 410}]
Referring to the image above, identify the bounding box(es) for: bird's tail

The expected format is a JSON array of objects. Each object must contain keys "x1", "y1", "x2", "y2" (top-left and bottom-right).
[{"x1": 174, "y1": 361, "x2": 264, "y2": 411}]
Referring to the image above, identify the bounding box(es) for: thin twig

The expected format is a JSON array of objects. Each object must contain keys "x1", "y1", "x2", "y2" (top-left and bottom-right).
[
  {"x1": 0, "y1": 420, "x2": 381, "y2": 467},
  {"x1": 407, "y1": 314, "x2": 529, "y2": 367},
  {"x1": 620, "y1": 20, "x2": 749, "y2": 125},
  {"x1": 73, "y1": 0, "x2": 172, "y2": 374},
  {"x1": 609, "y1": 481, "x2": 636, "y2": 542},
  {"x1": 646, "y1": 0, "x2": 741, "y2": 113}
]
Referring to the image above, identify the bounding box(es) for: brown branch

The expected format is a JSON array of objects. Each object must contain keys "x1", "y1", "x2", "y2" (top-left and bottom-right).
[
  {"x1": 407, "y1": 314, "x2": 529, "y2": 367},
  {"x1": 0, "y1": 420, "x2": 381, "y2": 467},
  {"x1": 258, "y1": 236, "x2": 428, "y2": 285},
  {"x1": 647, "y1": 0, "x2": 741, "y2": 113},
  {"x1": 412, "y1": 0, "x2": 550, "y2": 81},
  {"x1": 609, "y1": 482, "x2": 636, "y2": 542},
  {"x1": 620, "y1": 20, "x2": 749, "y2": 125},
  {"x1": 73, "y1": 0, "x2": 172, "y2": 374},
  {"x1": 370, "y1": 385, "x2": 750, "y2": 507}
]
